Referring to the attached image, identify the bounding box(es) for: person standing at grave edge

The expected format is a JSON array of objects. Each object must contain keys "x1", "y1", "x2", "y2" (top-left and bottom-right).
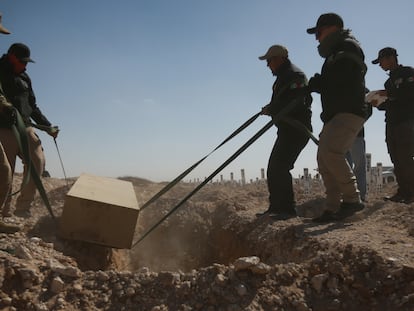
[
  {"x1": 370, "y1": 47, "x2": 414, "y2": 204},
  {"x1": 306, "y1": 13, "x2": 370, "y2": 222},
  {"x1": 256, "y1": 44, "x2": 312, "y2": 220}
]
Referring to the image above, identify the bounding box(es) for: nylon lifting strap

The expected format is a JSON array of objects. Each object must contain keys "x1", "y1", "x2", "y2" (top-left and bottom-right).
[
  {"x1": 132, "y1": 120, "x2": 273, "y2": 247},
  {"x1": 132, "y1": 94, "x2": 305, "y2": 248},
  {"x1": 139, "y1": 111, "x2": 262, "y2": 211},
  {"x1": 9, "y1": 108, "x2": 32, "y2": 195},
  {"x1": 11, "y1": 109, "x2": 56, "y2": 220},
  {"x1": 138, "y1": 83, "x2": 295, "y2": 212},
  {"x1": 280, "y1": 116, "x2": 319, "y2": 145}
]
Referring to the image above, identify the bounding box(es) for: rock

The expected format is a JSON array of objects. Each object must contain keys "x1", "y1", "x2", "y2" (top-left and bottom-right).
[
  {"x1": 235, "y1": 283, "x2": 247, "y2": 296},
  {"x1": 311, "y1": 273, "x2": 329, "y2": 293},
  {"x1": 214, "y1": 273, "x2": 227, "y2": 286},
  {"x1": 35, "y1": 302, "x2": 49, "y2": 311},
  {"x1": 327, "y1": 276, "x2": 340, "y2": 296},
  {"x1": 402, "y1": 264, "x2": 414, "y2": 277},
  {"x1": 157, "y1": 271, "x2": 180, "y2": 286},
  {"x1": 17, "y1": 267, "x2": 39, "y2": 288},
  {"x1": 50, "y1": 276, "x2": 65, "y2": 294},
  {"x1": 48, "y1": 260, "x2": 81, "y2": 278},
  {"x1": 1, "y1": 296, "x2": 12, "y2": 306},
  {"x1": 233, "y1": 256, "x2": 260, "y2": 271},
  {"x1": 14, "y1": 244, "x2": 33, "y2": 260},
  {"x1": 73, "y1": 283, "x2": 83, "y2": 294},
  {"x1": 96, "y1": 270, "x2": 110, "y2": 281},
  {"x1": 250, "y1": 262, "x2": 271, "y2": 275}
]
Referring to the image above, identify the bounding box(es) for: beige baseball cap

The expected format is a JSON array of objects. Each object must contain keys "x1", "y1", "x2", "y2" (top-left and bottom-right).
[
  {"x1": 258, "y1": 45, "x2": 288, "y2": 60},
  {"x1": 0, "y1": 13, "x2": 10, "y2": 34}
]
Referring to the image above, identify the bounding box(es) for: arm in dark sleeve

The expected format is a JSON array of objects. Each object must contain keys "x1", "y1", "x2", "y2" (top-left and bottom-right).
[
  {"x1": 268, "y1": 74, "x2": 309, "y2": 116},
  {"x1": 28, "y1": 85, "x2": 52, "y2": 127},
  {"x1": 388, "y1": 67, "x2": 414, "y2": 102},
  {"x1": 327, "y1": 56, "x2": 365, "y2": 106}
]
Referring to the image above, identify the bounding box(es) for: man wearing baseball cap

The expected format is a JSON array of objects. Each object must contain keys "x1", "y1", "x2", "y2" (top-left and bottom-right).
[
  {"x1": 370, "y1": 47, "x2": 414, "y2": 204},
  {"x1": 306, "y1": 13, "x2": 370, "y2": 222},
  {"x1": 0, "y1": 13, "x2": 21, "y2": 233},
  {"x1": 255, "y1": 44, "x2": 312, "y2": 220},
  {"x1": 0, "y1": 42, "x2": 59, "y2": 218}
]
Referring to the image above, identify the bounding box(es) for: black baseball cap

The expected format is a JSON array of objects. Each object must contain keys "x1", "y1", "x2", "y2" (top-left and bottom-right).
[
  {"x1": 8, "y1": 43, "x2": 35, "y2": 63},
  {"x1": 371, "y1": 47, "x2": 398, "y2": 64},
  {"x1": 307, "y1": 13, "x2": 344, "y2": 34}
]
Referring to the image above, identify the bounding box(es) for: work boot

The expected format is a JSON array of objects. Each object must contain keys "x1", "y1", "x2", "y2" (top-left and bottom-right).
[
  {"x1": 312, "y1": 211, "x2": 337, "y2": 223},
  {"x1": 384, "y1": 193, "x2": 405, "y2": 203},
  {"x1": 269, "y1": 211, "x2": 296, "y2": 221},
  {"x1": 1, "y1": 204, "x2": 12, "y2": 218},
  {"x1": 14, "y1": 208, "x2": 31, "y2": 218},
  {"x1": 335, "y1": 202, "x2": 365, "y2": 219},
  {"x1": 403, "y1": 196, "x2": 414, "y2": 204},
  {"x1": 0, "y1": 220, "x2": 20, "y2": 234},
  {"x1": 256, "y1": 206, "x2": 277, "y2": 218},
  {"x1": 14, "y1": 200, "x2": 32, "y2": 218}
]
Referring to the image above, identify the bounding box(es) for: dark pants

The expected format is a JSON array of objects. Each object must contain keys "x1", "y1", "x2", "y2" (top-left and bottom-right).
[
  {"x1": 386, "y1": 120, "x2": 414, "y2": 198},
  {"x1": 267, "y1": 126, "x2": 310, "y2": 213}
]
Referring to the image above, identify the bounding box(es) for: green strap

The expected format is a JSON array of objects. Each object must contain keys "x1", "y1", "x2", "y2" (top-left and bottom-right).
[
  {"x1": 139, "y1": 84, "x2": 295, "y2": 212},
  {"x1": 10, "y1": 109, "x2": 32, "y2": 195},
  {"x1": 139, "y1": 111, "x2": 262, "y2": 211},
  {"x1": 133, "y1": 95, "x2": 305, "y2": 247},
  {"x1": 11, "y1": 109, "x2": 55, "y2": 220},
  {"x1": 280, "y1": 116, "x2": 319, "y2": 145},
  {"x1": 133, "y1": 120, "x2": 274, "y2": 247}
]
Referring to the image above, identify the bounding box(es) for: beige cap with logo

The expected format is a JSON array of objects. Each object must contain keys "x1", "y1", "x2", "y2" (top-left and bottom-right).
[{"x1": 258, "y1": 45, "x2": 288, "y2": 60}]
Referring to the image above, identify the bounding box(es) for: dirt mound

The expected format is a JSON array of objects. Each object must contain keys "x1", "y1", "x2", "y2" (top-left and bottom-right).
[{"x1": 0, "y1": 175, "x2": 413, "y2": 310}]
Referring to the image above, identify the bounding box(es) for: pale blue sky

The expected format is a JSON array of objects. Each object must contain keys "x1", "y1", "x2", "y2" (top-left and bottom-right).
[{"x1": 1, "y1": 1, "x2": 412, "y2": 182}]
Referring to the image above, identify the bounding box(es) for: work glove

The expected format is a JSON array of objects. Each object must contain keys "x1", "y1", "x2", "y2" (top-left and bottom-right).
[
  {"x1": 308, "y1": 74, "x2": 322, "y2": 93},
  {"x1": 260, "y1": 104, "x2": 271, "y2": 116},
  {"x1": 47, "y1": 125, "x2": 60, "y2": 139}
]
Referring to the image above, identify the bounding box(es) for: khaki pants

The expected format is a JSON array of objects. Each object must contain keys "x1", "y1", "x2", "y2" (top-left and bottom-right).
[
  {"x1": 0, "y1": 127, "x2": 45, "y2": 211},
  {"x1": 0, "y1": 142, "x2": 11, "y2": 210},
  {"x1": 317, "y1": 113, "x2": 365, "y2": 212}
]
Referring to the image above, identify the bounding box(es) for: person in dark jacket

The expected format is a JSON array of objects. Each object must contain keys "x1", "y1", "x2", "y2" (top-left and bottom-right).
[
  {"x1": 0, "y1": 14, "x2": 21, "y2": 232},
  {"x1": 307, "y1": 13, "x2": 369, "y2": 222},
  {"x1": 371, "y1": 47, "x2": 414, "y2": 204},
  {"x1": 256, "y1": 45, "x2": 312, "y2": 220},
  {"x1": 0, "y1": 43, "x2": 59, "y2": 218}
]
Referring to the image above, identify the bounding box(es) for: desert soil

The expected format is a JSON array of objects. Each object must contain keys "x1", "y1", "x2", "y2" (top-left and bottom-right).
[{"x1": 0, "y1": 174, "x2": 413, "y2": 311}]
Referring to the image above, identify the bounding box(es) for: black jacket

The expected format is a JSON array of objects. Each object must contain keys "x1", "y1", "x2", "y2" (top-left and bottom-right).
[
  {"x1": 268, "y1": 59, "x2": 312, "y2": 130},
  {"x1": 378, "y1": 65, "x2": 414, "y2": 124},
  {"x1": 309, "y1": 32, "x2": 369, "y2": 123},
  {"x1": 0, "y1": 54, "x2": 51, "y2": 128}
]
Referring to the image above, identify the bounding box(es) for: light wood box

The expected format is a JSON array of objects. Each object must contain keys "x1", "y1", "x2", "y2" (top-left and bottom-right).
[{"x1": 59, "y1": 173, "x2": 139, "y2": 249}]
